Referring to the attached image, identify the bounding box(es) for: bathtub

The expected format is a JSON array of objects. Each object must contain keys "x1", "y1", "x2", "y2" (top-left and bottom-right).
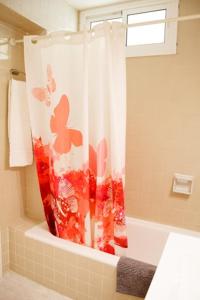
[
  {"x1": 25, "y1": 216, "x2": 200, "y2": 267},
  {"x1": 10, "y1": 216, "x2": 198, "y2": 300}
]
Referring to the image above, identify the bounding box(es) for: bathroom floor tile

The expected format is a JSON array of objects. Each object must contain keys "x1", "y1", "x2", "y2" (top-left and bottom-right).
[{"x1": 0, "y1": 271, "x2": 71, "y2": 300}]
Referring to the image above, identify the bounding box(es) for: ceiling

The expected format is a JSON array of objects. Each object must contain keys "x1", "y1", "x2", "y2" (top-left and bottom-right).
[
  {"x1": 0, "y1": 3, "x2": 44, "y2": 34},
  {"x1": 66, "y1": 0, "x2": 129, "y2": 10}
]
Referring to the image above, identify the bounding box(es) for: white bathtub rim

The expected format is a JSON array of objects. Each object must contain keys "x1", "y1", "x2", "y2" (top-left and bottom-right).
[
  {"x1": 126, "y1": 216, "x2": 200, "y2": 238},
  {"x1": 25, "y1": 222, "x2": 120, "y2": 266},
  {"x1": 25, "y1": 217, "x2": 200, "y2": 268}
]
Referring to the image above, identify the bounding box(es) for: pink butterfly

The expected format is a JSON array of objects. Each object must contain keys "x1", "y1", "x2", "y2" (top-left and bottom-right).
[
  {"x1": 89, "y1": 138, "x2": 108, "y2": 177},
  {"x1": 50, "y1": 94, "x2": 83, "y2": 154},
  {"x1": 32, "y1": 64, "x2": 56, "y2": 106}
]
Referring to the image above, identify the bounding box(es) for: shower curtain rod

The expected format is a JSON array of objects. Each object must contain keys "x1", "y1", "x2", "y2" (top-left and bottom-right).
[{"x1": 1, "y1": 13, "x2": 200, "y2": 46}]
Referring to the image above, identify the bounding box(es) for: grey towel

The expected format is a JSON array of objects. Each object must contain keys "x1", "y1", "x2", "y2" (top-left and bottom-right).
[{"x1": 116, "y1": 256, "x2": 156, "y2": 298}]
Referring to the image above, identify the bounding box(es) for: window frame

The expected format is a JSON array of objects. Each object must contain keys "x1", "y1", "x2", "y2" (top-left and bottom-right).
[
  {"x1": 79, "y1": 0, "x2": 179, "y2": 58},
  {"x1": 85, "y1": 11, "x2": 122, "y2": 29}
]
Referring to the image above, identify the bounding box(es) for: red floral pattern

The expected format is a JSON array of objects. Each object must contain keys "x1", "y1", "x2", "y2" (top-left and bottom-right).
[{"x1": 33, "y1": 137, "x2": 127, "y2": 255}]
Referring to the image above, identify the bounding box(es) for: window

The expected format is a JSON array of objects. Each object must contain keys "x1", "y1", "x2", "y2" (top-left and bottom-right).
[
  {"x1": 127, "y1": 10, "x2": 166, "y2": 46},
  {"x1": 91, "y1": 17, "x2": 122, "y2": 29},
  {"x1": 80, "y1": 0, "x2": 179, "y2": 57}
]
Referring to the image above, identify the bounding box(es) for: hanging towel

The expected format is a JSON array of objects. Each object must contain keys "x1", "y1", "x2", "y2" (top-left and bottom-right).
[
  {"x1": 116, "y1": 256, "x2": 156, "y2": 298},
  {"x1": 8, "y1": 79, "x2": 33, "y2": 167}
]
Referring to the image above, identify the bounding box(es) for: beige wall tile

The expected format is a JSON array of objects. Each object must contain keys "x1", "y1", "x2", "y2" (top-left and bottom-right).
[
  {"x1": 77, "y1": 267, "x2": 90, "y2": 282},
  {"x1": 66, "y1": 263, "x2": 78, "y2": 278},
  {"x1": 0, "y1": 228, "x2": 9, "y2": 275},
  {"x1": 89, "y1": 272, "x2": 103, "y2": 290},
  {"x1": 0, "y1": 21, "x2": 28, "y2": 271},
  {"x1": 0, "y1": 22, "x2": 26, "y2": 227},
  {"x1": 77, "y1": 279, "x2": 89, "y2": 295},
  {"x1": 125, "y1": 0, "x2": 200, "y2": 231}
]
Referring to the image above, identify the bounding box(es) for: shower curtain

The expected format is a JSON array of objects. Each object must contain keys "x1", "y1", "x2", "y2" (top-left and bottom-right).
[{"x1": 24, "y1": 23, "x2": 127, "y2": 255}]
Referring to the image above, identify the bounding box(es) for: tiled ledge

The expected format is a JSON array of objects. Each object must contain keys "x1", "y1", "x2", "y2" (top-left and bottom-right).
[
  {"x1": 8, "y1": 217, "x2": 141, "y2": 300},
  {"x1": 0, "y1": 231, "x2": 2, "y2": 278},
  {"x1": 0, "y1": 227, "x2": 9, "y2": 275}
]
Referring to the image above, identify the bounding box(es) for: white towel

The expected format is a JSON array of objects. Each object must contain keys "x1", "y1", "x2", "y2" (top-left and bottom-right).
[{"x1": 8, "y1": 79, "x2": 33, "y2": 167}]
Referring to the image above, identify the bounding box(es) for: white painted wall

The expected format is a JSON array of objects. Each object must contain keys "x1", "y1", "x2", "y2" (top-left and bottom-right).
[
  {"x1": 66, "y1": 0, "x2": 128, "y2": 10},
  {"x1": 0, "y1": 0, "x2": 78, "y2": 32}
]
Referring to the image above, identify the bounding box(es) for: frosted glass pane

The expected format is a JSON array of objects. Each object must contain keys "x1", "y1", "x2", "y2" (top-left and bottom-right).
[
  {"x1": 91, "y1": 18, "x2": 122, "y2": 29},
  {"x1": 127, "y1": 10, "x2": 166, "y2": 46}
]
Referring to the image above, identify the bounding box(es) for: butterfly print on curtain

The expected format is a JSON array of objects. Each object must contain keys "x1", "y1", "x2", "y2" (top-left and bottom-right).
[
  {"x1": 50, "y1": 95, "x2": 83, "y2": 154},
  {"x1": 32, "y1": 65, "x2": 56, "y2": 106},
  {"x1": 31, "y1": 65, "x2": 127, "y2": 255}
]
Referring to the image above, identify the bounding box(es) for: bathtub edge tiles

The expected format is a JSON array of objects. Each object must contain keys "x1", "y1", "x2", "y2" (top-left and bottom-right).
[
  {"x1": 0, "y1": 227, "x2": 9, "y2": 275},
  {"x1": 9, "y1": 218, "x2": 142, "y2": 300},
  {"x1": 25, "y1": 222, "x2": 120, "y2": 266}
]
